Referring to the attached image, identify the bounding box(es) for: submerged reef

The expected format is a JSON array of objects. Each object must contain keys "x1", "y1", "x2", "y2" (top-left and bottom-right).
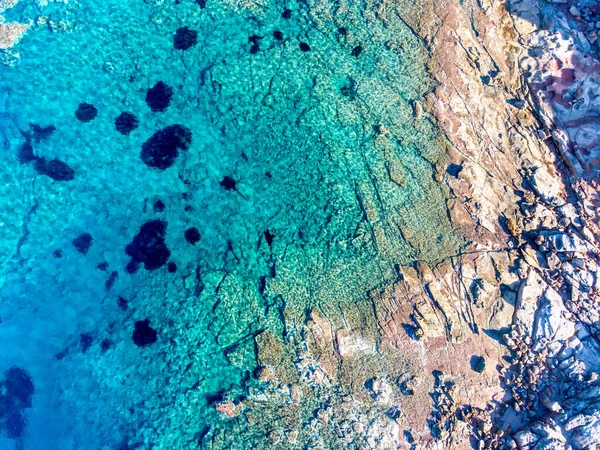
[
  {"x1": 72, "y1": 233, "x2": 93, "y2": 255},
  {"x1": 17, "y1": 137, "x2": 75, "y2": 181}
]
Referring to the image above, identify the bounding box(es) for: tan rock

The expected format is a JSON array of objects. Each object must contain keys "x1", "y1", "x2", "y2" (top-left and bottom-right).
[
  {"x1": 0, "y1": 22, "x2": 28, "y2": 49},
  {"x1": 215, "y1": 400, "x2": 241, "y2": 418},
  {"x1": 255, "y1": 329, "x2": 284, "y2": 368}
]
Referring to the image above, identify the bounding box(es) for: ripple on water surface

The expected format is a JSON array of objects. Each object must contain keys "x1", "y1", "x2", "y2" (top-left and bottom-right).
[{"x1": 0, "y1": 0, "x2": 460, "y2": 447}]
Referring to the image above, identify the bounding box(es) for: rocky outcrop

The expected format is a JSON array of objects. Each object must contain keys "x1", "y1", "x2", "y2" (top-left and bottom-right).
[
  {"x1": 205, "y1": 0, "x2": 600, "y2": 448},
  {"x1": 0, "y1": 22, "x2": 27, "y2": 49},
  {"x1": 0, "y1": 0, "x2": 27, "y2": 50}
]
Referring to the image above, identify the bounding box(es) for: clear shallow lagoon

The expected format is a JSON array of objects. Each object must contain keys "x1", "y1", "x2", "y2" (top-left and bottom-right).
[{"x1": 0, "y1": 0, "x2": 460, "y2": 448}]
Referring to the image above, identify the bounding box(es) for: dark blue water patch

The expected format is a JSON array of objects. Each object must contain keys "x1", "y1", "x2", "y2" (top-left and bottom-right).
[
  {"x1": 0, "y1": 367, "x2": 34, "y2": 439},
  {"x1": 17, "y1": 135, "x2": 74, "y2": 180},
  {"x1": 140, "y1": 124, "x2": 192, "y2": 169},
  {"x1": 114, "y1": 112, "x2": 139, "y2": 135},
  {"x1": 351, "y1": 45, "x2": 363, "y2": 57},
  {"x1": 72, "y1": 233, "x2": 93, "y2": 255},
  {"x1": 132, "y1": 319, "x2": 158, "y2": 347},
  {"x1": 184, "y1": 227, "x2": 201, "y2": 245},
  {"x1": 105, "y1": 270, "x2": 118, "y2": 291},
  {"x1": 173, "y1": 26, "x2": 198, "y2": 50},
  {"x1": 219, "y1": 175, "x2": 236, "y2": 190},
  {"x1": 153, "y1": 199, "x2": 166, "y2": 212},
  {"x1": 117, "y1": 296, "x2": 129, "y2": 311},
  {"x1": 4, "y1": 367, "x2": 34, "y2": 409},
  {"x1": 33, "y1": 157, "x2": 75, "y2": 181},
  {"x1": 16, "y1": 138, "x2": 36, "y2": 164},
  {"x1": 75, "y1": 103, "x2": 98, "y2": 122},
  {"x1": 80, "y1": 333, "x2": 93, "y2": 353},
  {"x1": 27, "y1": 123, "x2": 56, "y2": 143},
  {"x1": 145, "y1": 81, "x2": 173, "y2": 113},
  {"x1": 263, "y1": 229, "x2": 275, "y2": 246},
  {"x1": 125, "y1": 219, "x2": 171, "y2": 272},
  {"x1": 100, "y1": 339, "x2": 113, "y2": 352}
]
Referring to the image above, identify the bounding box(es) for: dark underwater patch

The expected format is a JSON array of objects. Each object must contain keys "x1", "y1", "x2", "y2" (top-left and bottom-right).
[
  {"x1": 115, "y1": 112, "x2": 139, "y2": 135},
  {"x1": 34, "y1": 157, "x2": 75, "y2": 181},
  {"x1": 264, "y1": 229, "x2": 275, "y2": 246},
  {"x1": 141, "y1": 124, "x2": 192, "y2": 170},
  {"x1": 220, "y1": 176, "x2": 237, "y2": 190},
  {"x1": 80, "y1": 333, "x2": 93, "y2": 353},
  {"x1": 351, "y1": 45, "x2": 363, "y2": 57},
  {"x1": 75, "y1": 103, "x2": 98, "y2": 122},
  {"x1": 17, "y1": 137, "x2": 74, "y2": 181},
  {"x1": 28, "y1": 123, "x2": 56, "y2": 143},
  {"x1": 132, "y1": 319, "x2": 158, "y2": 347},
  {"x1": 72, "y1": 233, "x2": 93, "y2": 255},
  {"x1": 146, "y1": 81, "x2": 173, "y2": 112},
  {"x1": 184, "y1": 227, "x2": 201, "y2": 245},
  {"x1": 174, "y1": 26, "x2": 198, "y2": 50},
  {"x1": 17, "y1": 139, "x2": 36, "y2": 164},
  {"x1": 125, "y1": 219, "x2": 171, "y2": 271},
  {"x1": 4, "y1": 367, "x2": 34, "y2": 409}
]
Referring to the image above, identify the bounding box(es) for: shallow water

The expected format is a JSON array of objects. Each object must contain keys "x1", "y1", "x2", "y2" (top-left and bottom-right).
[{"x1": 0, "y1": 0, "x2": 460, "y2": 448}]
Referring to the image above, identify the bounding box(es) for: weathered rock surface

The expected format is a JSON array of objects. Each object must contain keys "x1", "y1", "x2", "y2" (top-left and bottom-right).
[{"x1": 206, "y1": 0, "x2": 600, "y2": 448}]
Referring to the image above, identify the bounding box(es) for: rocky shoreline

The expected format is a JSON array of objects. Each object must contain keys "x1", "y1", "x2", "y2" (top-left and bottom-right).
[{"x1": 206, "y1": 0, "x2": 600, "y2": 448}]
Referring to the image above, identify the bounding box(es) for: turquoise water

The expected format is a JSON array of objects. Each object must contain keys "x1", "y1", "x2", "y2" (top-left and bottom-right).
[{"x1": 0, "y1": 0, "x2": 460, "y2": 448}]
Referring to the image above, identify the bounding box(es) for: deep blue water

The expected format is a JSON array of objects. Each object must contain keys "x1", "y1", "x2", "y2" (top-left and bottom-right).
[{"x1": 0, "y1": 0, "x2": 459, "y2": 448}]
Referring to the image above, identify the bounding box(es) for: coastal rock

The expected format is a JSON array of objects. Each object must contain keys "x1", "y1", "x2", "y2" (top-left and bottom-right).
[
  {"x1": 528, "y1": 167, "x2": 565, "y2": 206},
  {"x1": 514, "y1": 272, "x2": 545, "y2": 334},
  {"x1": 255, "y1": 330, "x2": 284, "y2": 367},
  {"x1": 0, "y1": 22, "x2": 28, "y2": 49},
  {"x1": 533, "y1": 287, "x2": 576, "y2": 341}
]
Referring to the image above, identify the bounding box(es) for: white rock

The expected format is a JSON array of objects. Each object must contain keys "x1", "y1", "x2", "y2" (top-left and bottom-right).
[
  {"x1": 513, "y1": 430, "x2": 539, "y2": 448},
  {"x1": 543, "y1": 232, "x2": 593, "y2": 253},
  {"x1": 528, "y1": 166, "x2": 564, "y2": 205},
  {"x1": 515, "y1": 272, "x2": 545, "y2": 334},
  {"x1": 533, "y1": 287, "x2": 576, "y2": 341}
]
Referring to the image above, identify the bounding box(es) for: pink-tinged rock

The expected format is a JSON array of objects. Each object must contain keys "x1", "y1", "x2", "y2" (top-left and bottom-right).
[
  {"x1": 215, "y1": 400, "x2": 241, "y2": 418},
  {"x1": 0, "y1": 22, "x2": 28, "y2": 49}
]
